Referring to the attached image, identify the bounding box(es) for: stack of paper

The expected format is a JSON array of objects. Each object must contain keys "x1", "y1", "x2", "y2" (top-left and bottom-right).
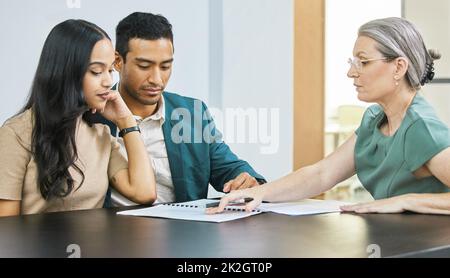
[
  {"x1": 258, "y1": 199, "x2": 350, "y2": 216},
  {"x1": 117, "y1": 199, "x2": 351, "y2": 223},
  {"x1": 117, "y1": 199, "x2": 261, "y2": 223}
]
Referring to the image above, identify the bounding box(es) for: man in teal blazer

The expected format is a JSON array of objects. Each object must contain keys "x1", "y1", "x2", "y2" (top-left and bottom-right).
[
  {"x1": 99, "y1": 91, "x2": 266, "y2": 202},
  {"x1": 97, "y1": 12, "x2": 265, "y2": 205}
]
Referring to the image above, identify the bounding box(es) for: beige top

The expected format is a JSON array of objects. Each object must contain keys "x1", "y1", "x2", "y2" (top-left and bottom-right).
[{"x1": 0, "y1": 109, "x2": 128, "y2": 215}]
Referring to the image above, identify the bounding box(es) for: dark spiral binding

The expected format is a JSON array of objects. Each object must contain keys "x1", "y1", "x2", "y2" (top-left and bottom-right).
[{"x1": 163, "y1": 203, "x2": 259, "y2": 212}]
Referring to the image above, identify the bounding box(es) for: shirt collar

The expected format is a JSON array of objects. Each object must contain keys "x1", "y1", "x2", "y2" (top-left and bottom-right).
[{"x1": 133, "y1": 94, "x2": 166, "y2": 125}]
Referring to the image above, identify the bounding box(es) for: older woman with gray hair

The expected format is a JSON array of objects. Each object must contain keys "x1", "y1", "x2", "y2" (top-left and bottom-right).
[{"x1": 208, "y1": 17, "x2": 450, "y2": 215}]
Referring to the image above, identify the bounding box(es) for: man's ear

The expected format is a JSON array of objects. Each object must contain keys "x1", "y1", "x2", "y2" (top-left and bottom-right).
[
  {"x1": 394, "y1": 57, "x2": 409, "y2": 78},
  {"x1": 114, "y1": 51, "x2": 123, "y2": 72}
]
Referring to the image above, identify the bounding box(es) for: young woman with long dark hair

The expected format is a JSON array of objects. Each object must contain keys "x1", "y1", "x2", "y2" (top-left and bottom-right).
[{"x1": 0, "y1": 19, "x2": 156, "y2": 216}]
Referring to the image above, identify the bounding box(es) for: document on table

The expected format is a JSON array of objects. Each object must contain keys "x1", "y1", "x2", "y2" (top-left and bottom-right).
[
  {"x1": 117, "y1": 199, "x2": 261, "y2": 223},
  {"x1": 258, "y1": 199, "x2": 351, "y2": 216},
  {"x1": 117, "y1": 199, "x2": 352, "y2": 223}
]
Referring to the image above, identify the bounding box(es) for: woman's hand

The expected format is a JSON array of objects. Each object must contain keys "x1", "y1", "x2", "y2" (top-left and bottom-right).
[
  {"x1": 91, "y1": 90, "x2": 133, "y2": 126},
  {"x1": 341, "y1": 193, "x2": 450, "y2": 215},
  {"x1": 206, "y1": 186, "x2": 266, "y2": 214},
  {"x1": 340, "y1": 195, "x2": 411, "y2": 214}
]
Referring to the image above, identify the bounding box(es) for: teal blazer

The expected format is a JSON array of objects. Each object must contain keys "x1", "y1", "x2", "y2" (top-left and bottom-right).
[{"x1": 91, "y1": 91, "x2": 265, "y2": 202}]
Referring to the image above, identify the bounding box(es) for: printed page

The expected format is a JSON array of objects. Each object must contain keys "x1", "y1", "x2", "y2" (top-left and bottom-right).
[
  {"x1": 117, "y1": 199, "x2": 262, "y2": 223},
  {"x1": 258, "y1": 199, "x2": 352, "y2": 216}
]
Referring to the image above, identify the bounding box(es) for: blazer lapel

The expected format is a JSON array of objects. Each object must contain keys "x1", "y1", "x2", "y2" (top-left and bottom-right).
[{"x1": 162, "y1": 94, "x2": 187, "y2": 201}]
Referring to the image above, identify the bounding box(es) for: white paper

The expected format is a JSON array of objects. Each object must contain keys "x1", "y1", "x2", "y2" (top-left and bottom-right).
[
  {"x1": 117, "y1": 199, "x2": 352, "y2": 222},
  {"x1": 259, "y1": 199, "x2": 351, "y2": 216},
  {"x1": 117, "y1": 199, "x2": 261, "y2": 223}
]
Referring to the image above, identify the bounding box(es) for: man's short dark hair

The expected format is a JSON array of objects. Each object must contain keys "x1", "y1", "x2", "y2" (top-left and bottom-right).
[{"x1": 116, "y1": 12, "x2": 174, "y2": 62}]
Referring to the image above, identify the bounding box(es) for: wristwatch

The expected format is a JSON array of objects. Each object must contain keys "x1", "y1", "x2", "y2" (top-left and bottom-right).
[{"x1": 118, "y1": 126, "x2": 141, "y2": 138}]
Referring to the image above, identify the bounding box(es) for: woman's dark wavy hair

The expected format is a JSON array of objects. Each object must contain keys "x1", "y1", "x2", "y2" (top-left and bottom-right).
[{"x1": 20, "y1": 19, "x2": 110, "y2": 200}]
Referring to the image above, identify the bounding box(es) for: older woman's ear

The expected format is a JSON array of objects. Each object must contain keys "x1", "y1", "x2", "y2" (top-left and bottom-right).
[{"x1": 394, "y1": 57, "x2": 409, "y2": 78}]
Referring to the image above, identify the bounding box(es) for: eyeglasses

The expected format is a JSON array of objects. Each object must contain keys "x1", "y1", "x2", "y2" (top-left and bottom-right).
[{"x1": 348, "y1": 57, "x2": 388, "y2": 73}]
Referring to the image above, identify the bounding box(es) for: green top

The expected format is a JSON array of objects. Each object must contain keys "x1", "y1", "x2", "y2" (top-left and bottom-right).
[{"x1": 355, "y1": 94, "x2": 450, "y2": 199}]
